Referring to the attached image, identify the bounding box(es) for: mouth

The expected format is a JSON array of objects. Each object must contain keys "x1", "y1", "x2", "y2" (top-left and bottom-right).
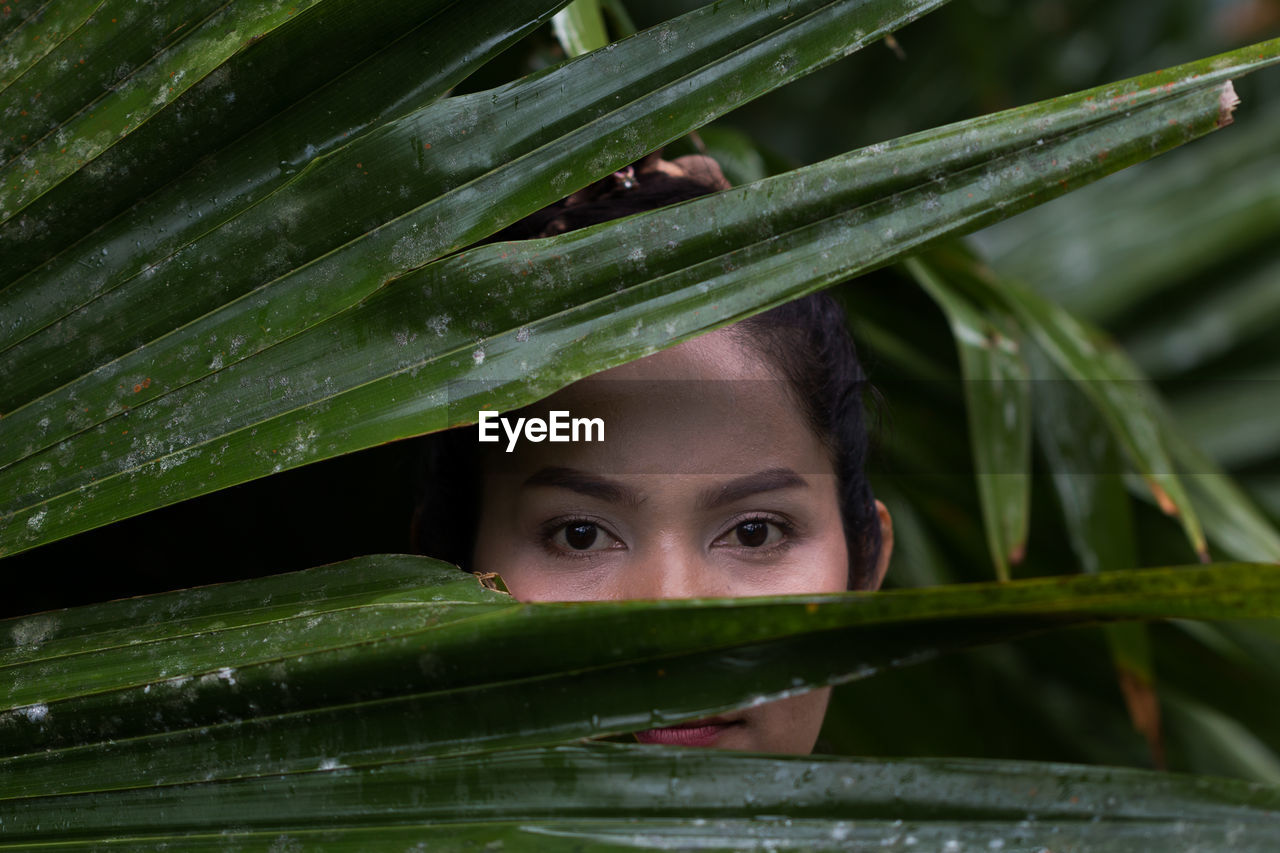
[{"x1": 633, "y1": 716, "x2": 744, "y2": 748}]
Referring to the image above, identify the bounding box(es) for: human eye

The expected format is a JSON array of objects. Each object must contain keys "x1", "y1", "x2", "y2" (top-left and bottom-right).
[
  {"x1": 712, "y1": 515, "x2": 793, "y2": 550},
  {"x1": 541, "y1": 517, "x2": 624, "y2": 555}
]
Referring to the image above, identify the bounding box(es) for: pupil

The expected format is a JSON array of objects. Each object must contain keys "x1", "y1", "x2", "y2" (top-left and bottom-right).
[
  {"x1": 737, "y1": 521, "x2": 768, "y2": 547},
  {"x1": 565, "y1": 523, "x2": 598, "y2": 550}
]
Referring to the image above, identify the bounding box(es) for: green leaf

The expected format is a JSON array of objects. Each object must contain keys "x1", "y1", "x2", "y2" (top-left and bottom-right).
[
  {"x1": 904, "y1": 253, "x2": 1031, "y2": 581},
  {"x1": 1158, "y1": 619, "x2": 1280, "y2": 771},
  {"x1": 0, "y1": 0, "x2": 326, "y2": 179},
  {"x1": 967, "y1": 260, "x2": 1211, "y2": 562},
  {"x1": 1, "y1": 0, "x2": 514, "y2": 279},
  {"x1": 0, "y1": 0, "x2": 946, "y2": 408},
  {"x1": 0, "y1": 0, "x2": 572, "y2": 366},
  {"x1": 1163, "y1": 688, "x2": 1280, "y2": 785},
  {"x1": 1025, "y1": 339, "x2": 1137, "y2": 576},
  {"x1": 971, "y1": 102, "x2": 1280, "y2": 324},
  {"x1": 3, "y1": 555, "x2": 1279, "y2": 799},
  {"x1": 551, "y1": 0, "x2": 610, "y2": 57},
  {"x1": 0, "y1": 556, "x2": 507, "y2": 674},
  {"x1": 1164, "y1": 426, "x2": 1280, "y2": 563},
  {"x1": 0, "y1": 0, "x2": 103, "y2": 91},
  {"x1": 1168, "y1": 362, "x2": 1280, "y2": 470},
  {"x1": 1125, "y1": 252, "x2": 1280, "y2": 379},
  {"x1": 1022, "y1": 332, "x2": 1170, "y2": 762},
  {"x1": 7, "y1": 36, "x2": 1277, "y2": 557},
  {"x1": 4, "y1": 743, "x2": 1280, "y2": 849}
]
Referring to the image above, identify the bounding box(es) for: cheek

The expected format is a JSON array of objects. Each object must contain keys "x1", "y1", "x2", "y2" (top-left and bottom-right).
[
  {"x1": 742, "y1": 688, "x2": 833, "y2": 754},
  {"x1": 779, "y1": 476, "x2": 850, "y2": 594},
  {"x1": 500, "y1": 567, "x2": 616, "y2": 602},
  {"x1": 757, "y1": 520, "x2": 849, "y2": 596},
  {"x1": 472, "y1": 513, "x2": 618, "y2": 602}
]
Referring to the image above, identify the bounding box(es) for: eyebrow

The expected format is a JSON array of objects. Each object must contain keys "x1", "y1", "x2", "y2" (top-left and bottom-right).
[
  {"x1": 697, "y1": 467, "x2": 808, "y2": 510},
  {"x1": 523, "y1": 467, "x2": 644, "y2": 507},
  {"x1": 521, "y1": 466, "x2": 809, "y2": 510}
]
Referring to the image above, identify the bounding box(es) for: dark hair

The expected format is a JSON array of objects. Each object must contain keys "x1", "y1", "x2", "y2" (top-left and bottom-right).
[
  {"x1": 732, "y1": 300, "x2": 882, "y2": 587},
  {"x1": 412, "y1": 155, "x2": 882, "y2": 587}
]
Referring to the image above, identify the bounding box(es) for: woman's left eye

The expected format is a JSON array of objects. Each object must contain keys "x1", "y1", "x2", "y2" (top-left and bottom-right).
[{"x1": 716, "y1": 519, "x2": 786, "y2": 549}]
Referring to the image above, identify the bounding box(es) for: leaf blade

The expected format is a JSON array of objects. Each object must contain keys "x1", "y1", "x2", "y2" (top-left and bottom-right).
[
  {"x1": 3, "y1": 743, "x2": 1279, "y2": 849},
  {"x1": 2, "y1": 555, "x2": 1278, "y2": 797},
  {"x1": 904, "y1": 253, "x2": 1031, "y2": 581},
  {"x1": 5, "y1": 39, "x2": 1269, "y2": 554}
]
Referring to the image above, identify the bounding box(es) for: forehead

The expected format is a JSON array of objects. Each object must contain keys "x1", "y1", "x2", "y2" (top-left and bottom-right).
[
  {"x1": 594, "y1": 327, "x2": 780, "y2": 382},
  {"x1": 482, "y1": 328, "x2": 833, "y2": 479}
]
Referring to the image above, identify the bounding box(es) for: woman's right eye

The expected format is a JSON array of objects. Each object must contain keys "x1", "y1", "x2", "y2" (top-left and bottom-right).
[{"x1": 547, "y1": 521, "x2": 620, "y2": 553}]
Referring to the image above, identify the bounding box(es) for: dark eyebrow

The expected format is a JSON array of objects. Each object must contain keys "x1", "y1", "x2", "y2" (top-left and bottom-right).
[
  {"x1": 697, "y1": 468, "x2": 808, "y2": 511},
  {"x1": 523, "y1": 466, "x2": 644, "y2": 507}
]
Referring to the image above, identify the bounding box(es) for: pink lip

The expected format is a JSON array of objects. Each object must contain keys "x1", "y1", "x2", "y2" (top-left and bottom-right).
[{"x1": 634, "y1": 717, "x2": 742, "y2": 747}]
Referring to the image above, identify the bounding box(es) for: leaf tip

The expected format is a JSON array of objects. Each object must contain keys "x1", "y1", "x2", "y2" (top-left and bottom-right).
[
  {"x1": 1147, "y1": 479, "x2": 1179, "y2": 517},
  {"x1": 1217, "y1": 80, "x2": 1240, "y2": 127},
  {"x1": 1116, "y1": 665, "x2": 1166, "y2": 770}
]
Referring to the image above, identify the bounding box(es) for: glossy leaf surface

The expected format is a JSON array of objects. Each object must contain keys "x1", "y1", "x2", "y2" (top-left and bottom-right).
[
  {"x1": 0, "y1": 0, "x2": 570, "y2": 355},
  {"x1": 0, "y1": 0, "x2": 945, "y2": 410},
  {"x1": 905, "y1": 254, "x2": 1031, "y2": 581},
  {"x1": 6, "y1": 39, "x2": 1277, "y2": 557},
  {"x1": 928, "y1": 248, "x2": 1210, "y2": 561},
  {"x1": 973, "y1": 104, "x2": 1280, "y2": 325},
  {"x1": 552, "y1": 0, "x2": 610, "y2": 57},
  {"x1": 5, "y1": 743, "x2": 1280, "y2": 849},
  {"x1": 3, "y1": 554, "x2": 1279, "y2": 799}
]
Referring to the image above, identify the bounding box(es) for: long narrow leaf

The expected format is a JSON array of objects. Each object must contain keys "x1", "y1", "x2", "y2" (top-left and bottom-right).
[
  {"x1": 1165, "y1": 426, "x2": 1280, "y2": 562},
  {"x1": 552, "y1": 0, "x2": 610, "y2": 57},
  {"x1": 1024, "y1": 336, "x2": 1164, "y2": 760},
  {"x1": 6, "y1": 39, "x2": 1276, "y2": 555},
  {"x1": 904, "y1": 254, "x2": 1031, "y2": 581},
  {"x1": 4, "y1": 743, "x2": 1280, "y2": 849},
  {"x1": 958, "y1": 258, "x2": 1211, "y2": 561},
  {"x1": 2, "y1": 555, "x2": 1278, "y2": 798},
  {"x1": 0, "y1": 0, "x2": 542, "y2": 282},
  {"x1": 0, "y1": 0, "x2": 570, "y2": 356},
  {"x1": 0, "y1": 0, "x2": 948, "y2": 414},
  {"x1": 1126, "y1": 253, "x2": 1280, "y2": 379},
  {"x1": 0, "y1": 0, "x2": 103, "y2": 91},
  {"x1": 972, "y1": 104, "x2": 1280, "y2": 324}
]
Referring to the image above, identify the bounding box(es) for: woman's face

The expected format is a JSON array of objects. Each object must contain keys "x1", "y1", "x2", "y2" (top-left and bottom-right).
[{"x1": 473, "y1": 327, "x2": 892, "y2": 754}]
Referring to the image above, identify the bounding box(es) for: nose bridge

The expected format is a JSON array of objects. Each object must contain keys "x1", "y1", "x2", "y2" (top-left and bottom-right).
[{"x1": 623, "y1": 537, "x2": 717, "y2": 600}]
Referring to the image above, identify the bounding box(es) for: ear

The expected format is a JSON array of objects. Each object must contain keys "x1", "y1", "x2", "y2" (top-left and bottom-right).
[{"x1": 868, "y1": 499, "x2": 894, "y2": 591}]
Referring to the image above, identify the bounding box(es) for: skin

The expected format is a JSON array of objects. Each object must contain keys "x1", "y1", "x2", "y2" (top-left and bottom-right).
[{"x1": 473, "y1": 327, "x2": 893, "y2": 754}]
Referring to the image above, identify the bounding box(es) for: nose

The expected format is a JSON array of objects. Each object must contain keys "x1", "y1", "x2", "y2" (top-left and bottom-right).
[{"x1": 615, "y1": 542, "x2": 724, "y2": 600}]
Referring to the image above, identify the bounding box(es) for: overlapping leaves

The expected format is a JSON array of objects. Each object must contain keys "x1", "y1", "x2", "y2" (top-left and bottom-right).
[
  {"x1": 3, "y1": 556, "x2": 1280, "y2": 847},
  {"x1": 4, "y1": 30, "x2": 1278, "y2": 556}
]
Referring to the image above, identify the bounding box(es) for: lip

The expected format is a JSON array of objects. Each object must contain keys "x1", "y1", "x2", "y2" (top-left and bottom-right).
[{"x1": 634, "y1": 716, "x2": 743, "y2": 747}]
